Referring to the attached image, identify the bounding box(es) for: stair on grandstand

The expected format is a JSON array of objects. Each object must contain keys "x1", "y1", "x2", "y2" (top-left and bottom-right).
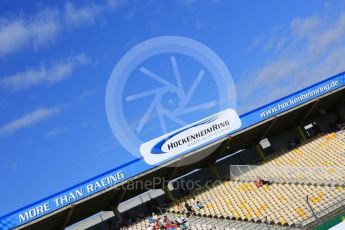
[{"x1": 165, "y1": 212, "x2": 292, "y2": 230}]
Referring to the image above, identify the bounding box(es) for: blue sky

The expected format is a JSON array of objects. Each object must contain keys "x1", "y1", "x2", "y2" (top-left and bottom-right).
[{"x1": 1, "y1": 0, "x2": 345, "y2": 217}]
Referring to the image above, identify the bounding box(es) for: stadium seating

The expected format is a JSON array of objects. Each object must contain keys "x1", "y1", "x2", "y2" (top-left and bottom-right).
[
  {"x1": 169, "y1": 180, "x2": 345, "y2": 226},
  {"x1": 167, "y1": 131, "x2": 345, "y2": 228},
  {"x1": 266, "y1": 133, "x2": 345, "y2": 168},
  {"x1": 234, "y1": 132, "x2": 345, "y2": 185},
  {"x1": 119, "y1": 131, "x2": 345, "y2": 229}
]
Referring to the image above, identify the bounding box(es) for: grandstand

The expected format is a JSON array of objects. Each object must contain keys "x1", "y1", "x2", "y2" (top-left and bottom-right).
[
  {"x1": 116, "y1": 132, "x2": 345, "y2": 230},
  {"x1": 12, "y1": 76, "x2": 345, "y2": 229},
  {"x1": 168, "y1": 134, "x2": 345, "y2": 227}
]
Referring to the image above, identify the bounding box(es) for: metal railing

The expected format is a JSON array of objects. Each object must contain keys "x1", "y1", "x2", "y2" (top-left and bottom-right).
[{"x1": 288, "y1": 194, "x2": 345, "y2": 229}]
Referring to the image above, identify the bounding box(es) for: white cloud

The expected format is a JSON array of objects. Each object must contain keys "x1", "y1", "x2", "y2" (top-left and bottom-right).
[
  {"x1": 0, "y1": 9, "x2": 60, "y2": 57},
  {"x1": 0, "y1": 105, "x2": 66, "y2": 137},
  {"x1": 63, "y1": 0, "x2": 126, "y2": 26},
  {"x1": 0, "y1": 53, "x2": 90, "y2": 90},
  {"x1": 64, "y1": 2, "x2": 101, "y2": 27},
  {"x1": 291, "y1": 16, "x2": 321, "y2": 39},
  {"x1": 240, "y1": 10, "x2": 345, "y2": 113},
  {"x1": 46, "y1": 126, "x2": 68, "y2": 137},
  {"x1": 106, "y1": 0, "x2": 127, "y2": 9},
  {"x1": 253, "y1": 34, "x2": 265, "y2": 46},
  {"x1": 0, "y1": 20, "x2": 29, "y2": 56},
  {"x1": 308, "y1": 13, "x2": 345, "y2": 58},
  {"x1": 77, "y1": 89, "x2": 99, "y2": 102},
  {"x1": 182, "y1": 0, "x2": 200, "y2": 4},
  {"x1": 30, "y1": 9, "x2": 61, "y2": 48},
  {"x1": 90, "y1": 135, "x2": 119, "y2": 157},
  {"x1": 0, "y1": 1, "x2": 127, "y2": 57}
]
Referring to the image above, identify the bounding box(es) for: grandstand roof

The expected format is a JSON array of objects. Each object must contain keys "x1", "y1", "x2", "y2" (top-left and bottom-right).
[{"x1": 17, "y1": 85, "x2": 345, "y2": 230}]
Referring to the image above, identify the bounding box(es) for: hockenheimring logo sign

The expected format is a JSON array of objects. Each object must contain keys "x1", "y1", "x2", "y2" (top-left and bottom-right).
[
  {"x1": 105, "y1": 36, "x2": 240, "y2": 166},
  {"x1": 140, "y1": 109, "x2": 241, "y2": 164},
  {"x1": 166, "y1": 120, "x2": 231, "y2": 150}
]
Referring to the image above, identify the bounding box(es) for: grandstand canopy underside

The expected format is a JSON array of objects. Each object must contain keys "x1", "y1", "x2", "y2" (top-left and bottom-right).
[{"x1": 18, "y1": 86, "x2": 345, "y2": 230}]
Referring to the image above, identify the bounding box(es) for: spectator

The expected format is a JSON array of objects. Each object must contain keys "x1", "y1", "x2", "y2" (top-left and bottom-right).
[
  {"x1": 154, "y1": 220, "x2": 162, "y2": 229},
  {"x1": 192, "y1": 198, "x2": 204, "y2": 209},
  {"x1": 180, "y1": 222, "x2": 188, "y2": 230},
  {"x1": 157, "y1": 217, "x2": 166, "y2": 228},
  {"x1": 184, "y1": 202, "x2": 195, "y2": 216},
  {"x1": 196, "y1": 200, "x2": 204, "y2": 209},
  {"x1": 163, "y1": 215, "x2": 172, "y2": 224},
  {"x1": 176, "y1": 216, "x2": 185, "y2": 225},
  {"x1": 152, "y1": 213, "x2": 159, "y2": 221},
  {"x1": 260, "y1": 178, "x2": 271, "y2": 185},
  {"x1": 255, "y1": 179, "x2": 263, "y2": 188},
  {"x1": 163, "y1": 217, "x2": 180, "y2": 230},
  {"x1": 256, "y1": 178, "x2": 271, "y2": 187},
  {"x1": 146, "y1": 215, "x2": 154, "y2": 224}
]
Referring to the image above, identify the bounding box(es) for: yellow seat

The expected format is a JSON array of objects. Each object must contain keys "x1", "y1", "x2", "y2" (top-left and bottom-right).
[
  {"x1": 279, "y1": 217, "x2": 287, "y2": 225},
  {"x1": 337, "y1": 186, "x2": 344, "y2": 191},
  {"x1": 295, "y1": 207, "x2": 307, "y2": 219},
  {"x1": 244, "y1": 212, "x2": 252, "y2": 219}
]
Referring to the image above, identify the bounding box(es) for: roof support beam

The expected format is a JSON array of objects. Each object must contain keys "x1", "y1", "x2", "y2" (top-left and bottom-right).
[
  {"x1": 115, "y1": 189, "x2": 127, "y2": 207},
  {"x1": 293, "y1": 125, "x2": 307, "y2": 143},
  {"x1": 104, "y1": 189, "x2": 127, "y2": 211},
  {"x1": 167, "y1": 158, "x2": 184, "y2": 181},
  {"x1": 259, "y1": 116, "x2": 278, "y2": 141},
  {"x1": 335, "y1": 94, "x2": 345, "y2": 109},
  {"x1": 341, "y1": 94, "x2": 345, "y2": 103},
  {"x1": 253, "y1": 143, "x2": 266, "y2": 161},
  {"x1": 212, "y1": 135, "x2": 232, "y2": 161},
  {"x1": 207, "y1": 162, "x2": 221, "y2": 180},
  {"x1": 163, "y1": 184, "x2": 176, "y2": 202},
  {"x1": 335, "y1": 94, "x2": 345, "y2": 120},
  {"x1": 60, "y1": 204, "x2": 75, "y2": 230},
  {"x1": 300, "y1": 99, "x2": 320, "y2": 123}
]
